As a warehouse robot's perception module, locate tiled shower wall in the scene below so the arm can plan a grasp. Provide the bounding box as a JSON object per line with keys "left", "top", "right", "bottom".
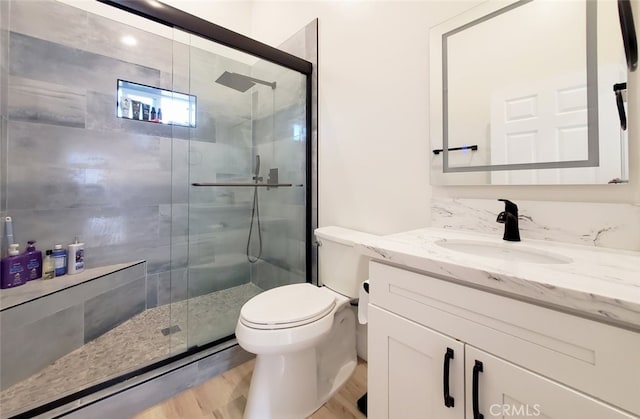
{"left": 250, "top": 87, "right": 307, "bottom": 289}
{"left": 249, "top": 21, "right": 316, "bottom": 290}
{"left": 1, "top": 0, "right": 8, "bottom": 217}
{"left": 0, "top": 0, "right": 255, "bottom": 309}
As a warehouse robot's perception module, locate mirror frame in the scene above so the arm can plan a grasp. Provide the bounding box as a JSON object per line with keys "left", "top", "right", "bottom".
{"left": 430, "top": 0, "right": 600, "bottom": 174}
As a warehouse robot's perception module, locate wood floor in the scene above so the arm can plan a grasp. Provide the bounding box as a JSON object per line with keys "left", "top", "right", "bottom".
{"left": 134, "top": 358, "right": 368, "bottom": 419}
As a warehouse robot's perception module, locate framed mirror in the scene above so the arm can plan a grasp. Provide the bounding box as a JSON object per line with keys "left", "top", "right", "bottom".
{"left": 430, "top": 0, "right": 629, "bottom": 185}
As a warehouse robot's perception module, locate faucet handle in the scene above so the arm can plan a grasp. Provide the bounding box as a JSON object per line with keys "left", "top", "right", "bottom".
{"left": 498, "top": 198, "right": 518, "bottom": 215}
{"left": 497, "top": 199, "right": 521, "bottom": 241}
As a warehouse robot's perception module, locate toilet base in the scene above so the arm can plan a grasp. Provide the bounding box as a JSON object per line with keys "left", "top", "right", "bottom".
{"left": 242, "top": 306, "right": 357, "bottom": 419}
{"left": 244, "top": 350, "right": 318, "bottom": 419}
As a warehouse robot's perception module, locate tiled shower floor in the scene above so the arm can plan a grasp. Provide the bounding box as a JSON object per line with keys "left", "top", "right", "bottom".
{"left": 0, "top": 282, "right": 263, "bottom": 418}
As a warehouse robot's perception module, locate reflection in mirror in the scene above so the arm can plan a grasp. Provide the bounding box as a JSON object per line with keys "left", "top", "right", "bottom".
{"left": 430, "top": 0, "right": 629, "bottom": 185}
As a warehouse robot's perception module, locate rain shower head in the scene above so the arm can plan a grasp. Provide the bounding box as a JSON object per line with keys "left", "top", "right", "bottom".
{"left": 215, "top": 71, "right": 276, "bottom": 92}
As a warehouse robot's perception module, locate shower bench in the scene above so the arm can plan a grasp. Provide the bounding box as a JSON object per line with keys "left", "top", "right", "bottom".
{"left": 0, "top": 261, "right": 146, "bottom": 391}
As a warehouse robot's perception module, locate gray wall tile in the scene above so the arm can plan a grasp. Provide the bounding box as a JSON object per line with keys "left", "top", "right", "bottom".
{"left": 146, "top": 273, "right": 158, "bottom": 309}
{"left": 8, "top": 77, "right": 86, "bottom": 128}
{"left": 8, "top": 0, "right": 88, "bottom": 52}
{"left": 6, "top": 122, "right": 171, "bottom": 211}
{"left": 84, "top": 277, "right": 146, "bottom": 342}
{"left": 0, "top": 2, "right": 7, "bottom": 216}
{"left": 7, "top": 207, "right": 164, "bottom": 266}
{"left": 84, "top": 13, "right": 173, "bottom": 76}
{"left": 10, "top": 33, "right": 161, "bottom": 95}
{"left": 157, "top": 268, "right": 187, "bottom": 306}
{"left": 187, "top": 256, "right": 250, "bottom": 298}
{"left": 251, "top": 259, "right": 305, "bottom": 291}
{"left": 0, "top": 304, "right": 84, "bottom": 390}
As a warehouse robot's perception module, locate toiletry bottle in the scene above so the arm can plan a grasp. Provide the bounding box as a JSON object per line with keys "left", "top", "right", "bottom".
{"left": 150, "top": 106, "right": 157, "bottom": 121}
{"left": 4, "top": 216, "right": 14, "bottom": 249}
{"left": 24, "top": 240, "right": 42, "bottom": 280}
{"left": 67, "top": 237, "right": 84, "bottom": 275}
{"left": 1, "top": 244, "right": 25, "bottom": 289}
{"left": 42, "top": 250, "right": 55, "bottom": 280}
{"left": 142, "top": 103, "right": 150, "bottom": 121}
{"left": 52, "top": 244, "right": 67, "bottom": 276}
{"left": 157, "top": 108, "right": 162, "bottom": 122}
{"left": 132, "top": 100, "right": 141, "bottom": 120}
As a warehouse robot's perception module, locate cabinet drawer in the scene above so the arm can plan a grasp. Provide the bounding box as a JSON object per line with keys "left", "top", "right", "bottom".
{"left": 369, "top": 261, "right": 640, "bottom": 416}
{"left": 465, "top": 346, "right": 636, "bottom": 419}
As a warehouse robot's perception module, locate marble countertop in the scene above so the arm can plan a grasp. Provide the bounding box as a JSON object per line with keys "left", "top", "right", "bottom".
{"left": 316, "top": 226, "right": 640, "bottom": 329}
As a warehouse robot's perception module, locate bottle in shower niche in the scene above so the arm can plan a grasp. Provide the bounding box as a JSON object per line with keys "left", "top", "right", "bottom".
{"left": 52, "top": 244, "right": 67, "bottom": 276}
{"left": 42, "top": 250, "right": 55, "bottom": 280}
{"left": 24, "top": 240, "right": 43, "bottom": 280}
{"left": 67, "top": 237, "right": 84, "bottom": 275}
{"left": 1, "top": 244, "right": 26, "bottom": 289}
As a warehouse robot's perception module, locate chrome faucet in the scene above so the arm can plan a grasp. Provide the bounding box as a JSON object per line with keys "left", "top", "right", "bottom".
{"left": 496, "top": 199, "right": 520, "bottom": 242}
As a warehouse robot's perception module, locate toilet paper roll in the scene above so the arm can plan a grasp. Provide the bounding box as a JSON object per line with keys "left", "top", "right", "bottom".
{"left": 358, "top": 280, "right": 370, "bottom": 324}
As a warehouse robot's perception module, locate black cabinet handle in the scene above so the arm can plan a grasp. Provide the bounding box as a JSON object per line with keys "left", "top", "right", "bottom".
{"left": 473, "top": 360, "right": 484, "bottom": 419}
{"left": 443, "top": 347, "right": 455, "bottom": 408}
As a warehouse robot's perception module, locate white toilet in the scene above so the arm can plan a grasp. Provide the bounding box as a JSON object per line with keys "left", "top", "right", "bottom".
{"left": 235, "top": 226, "right": 370, "bottom": 419}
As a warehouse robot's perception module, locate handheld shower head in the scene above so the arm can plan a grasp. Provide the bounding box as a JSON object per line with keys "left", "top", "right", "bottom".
{"left": 254, "top": 155, "right": 261, "bottom": 178}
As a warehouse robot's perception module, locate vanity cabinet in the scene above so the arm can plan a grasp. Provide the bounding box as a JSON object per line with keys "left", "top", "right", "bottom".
{"left": 368, "top": 305, "right": 464, "bottom": 419}
{"left": 367, "top": 261, "right": 640, "bottom": 419}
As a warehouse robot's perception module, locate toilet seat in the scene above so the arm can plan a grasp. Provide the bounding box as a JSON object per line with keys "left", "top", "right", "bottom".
{"left": 240, "top": 283, "right": 336, "bottom": 330}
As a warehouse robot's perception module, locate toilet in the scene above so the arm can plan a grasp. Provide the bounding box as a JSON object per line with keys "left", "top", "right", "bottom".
{"left": 235, "top": 226, "right": 370, "bottom": 419}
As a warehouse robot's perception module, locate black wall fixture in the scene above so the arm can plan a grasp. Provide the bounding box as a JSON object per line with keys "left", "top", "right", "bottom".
{"left": 618, "top": 0, "right": 638, "bottom": 72}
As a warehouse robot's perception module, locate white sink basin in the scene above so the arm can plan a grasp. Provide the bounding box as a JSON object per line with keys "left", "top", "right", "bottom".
{"left": 435, "top": 239, "right": 573, "bottom": 264}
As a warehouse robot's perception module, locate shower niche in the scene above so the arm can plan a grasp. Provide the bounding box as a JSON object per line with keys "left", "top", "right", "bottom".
{"left": 116, "top": 79, "right": 197, "bottom": 127}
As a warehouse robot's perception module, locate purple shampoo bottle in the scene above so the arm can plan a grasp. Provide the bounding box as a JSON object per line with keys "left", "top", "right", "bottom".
{"left": 1, "top": 244, "right": 26, "bottom": 288}
{"left": 24, "top": 240, "right": 42, "bottom": 281}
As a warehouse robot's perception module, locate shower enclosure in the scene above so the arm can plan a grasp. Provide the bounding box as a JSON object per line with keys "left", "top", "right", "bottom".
{"left": 0, "top": 1, "right": 314, "bottom": 417}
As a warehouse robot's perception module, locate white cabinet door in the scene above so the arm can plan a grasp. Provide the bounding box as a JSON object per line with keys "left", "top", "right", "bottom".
{"left": 465, "top": 346, "right": 636, "bottom": 419}
{"left": 368, "top": 305, "right": 464, "bottom": 419}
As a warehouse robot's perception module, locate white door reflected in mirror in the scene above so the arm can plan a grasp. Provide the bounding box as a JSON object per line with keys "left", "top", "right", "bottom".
{"left": 430, "top": 0, "right": 629, "bottom": 185}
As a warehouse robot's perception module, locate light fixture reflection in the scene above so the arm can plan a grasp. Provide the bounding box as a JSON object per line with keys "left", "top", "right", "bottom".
{"left": 146, "top": 0, "right": 164, "bottom": 8}
{"left": 121, "top": 35, "right": 137, "bottom": 46}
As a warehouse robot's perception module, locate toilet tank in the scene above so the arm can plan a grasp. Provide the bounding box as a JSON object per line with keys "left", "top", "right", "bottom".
{"left": 315, "top": 226, "right": 376, "bottom": 299}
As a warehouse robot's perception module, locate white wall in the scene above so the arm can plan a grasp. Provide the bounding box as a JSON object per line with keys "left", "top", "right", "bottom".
{"left": 162, "top": 0, "right": 253, "bottom": 36}
{"left": 250, "top": 1, "right": 481, "bottom": 234}
{"left": 166, "top": 0, "right": 640, "bottom": 234}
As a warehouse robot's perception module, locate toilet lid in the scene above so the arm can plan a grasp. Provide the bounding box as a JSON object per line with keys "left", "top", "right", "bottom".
{"left": 240, "top": 283, "right": 336, "bottom": 330}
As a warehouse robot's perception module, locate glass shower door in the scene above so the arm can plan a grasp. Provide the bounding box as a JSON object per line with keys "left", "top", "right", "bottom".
{"left": 170, "top": 31, "right": 309, "bottom": 350}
